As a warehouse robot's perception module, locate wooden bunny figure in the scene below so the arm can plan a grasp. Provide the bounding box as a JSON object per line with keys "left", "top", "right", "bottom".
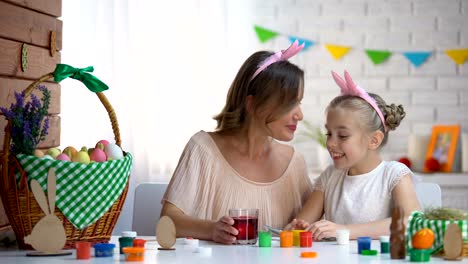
{"left": 24, "top": 168, "right": 66, "bottom": 254}
{"left": 390, "top": 206, "right": 406, "bottom": 259}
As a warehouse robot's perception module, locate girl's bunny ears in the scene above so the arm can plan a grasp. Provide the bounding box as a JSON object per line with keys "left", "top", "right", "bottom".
{"left": 250, "top": 40, "right": 305, "bottom": 81}
{"left": 331, "top": 71, "right": 388, "bottom": 132}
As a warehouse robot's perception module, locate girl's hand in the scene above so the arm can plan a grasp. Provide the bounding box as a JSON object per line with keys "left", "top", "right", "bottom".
{"left": 308, "top": 220, "right": 346, "bottom": 241}
{"left": 211, "top": 215, "right": 238, "bottom": 244}
{"left": 284, "top": 218, "right": 310, "bottom": 230}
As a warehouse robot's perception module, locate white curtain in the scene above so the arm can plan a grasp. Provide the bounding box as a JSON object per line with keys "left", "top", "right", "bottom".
{"left": 61, "top": 0, "right": 257, "bottom": 184}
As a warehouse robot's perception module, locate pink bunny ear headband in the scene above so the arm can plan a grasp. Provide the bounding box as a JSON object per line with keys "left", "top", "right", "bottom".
{"left": 250, "top": 40, "right": 305, "bottom": 81}
{"left": 331, "top": 71, "right": 388, "bottom": 132}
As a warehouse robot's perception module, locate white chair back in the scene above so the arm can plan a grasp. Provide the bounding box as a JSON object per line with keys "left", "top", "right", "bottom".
{"left": 132, "top": 183, "right": 168, "bottom": 236}
{"left": 415, "top": 182, "right": 442, "bottom": 209}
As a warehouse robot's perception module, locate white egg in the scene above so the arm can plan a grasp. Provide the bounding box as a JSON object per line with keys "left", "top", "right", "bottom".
{"left": 104, "top": 143, "right": 124, "bottom": 160}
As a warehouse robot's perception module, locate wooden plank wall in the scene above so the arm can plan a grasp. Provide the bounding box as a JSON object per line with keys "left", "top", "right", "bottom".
{"left": 0, "top": 0, "right": 62, "bottom": 152}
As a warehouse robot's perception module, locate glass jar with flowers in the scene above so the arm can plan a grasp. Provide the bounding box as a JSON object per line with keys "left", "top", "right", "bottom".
{"left": 0, "top": 85, "right": 50, "bottom": 155}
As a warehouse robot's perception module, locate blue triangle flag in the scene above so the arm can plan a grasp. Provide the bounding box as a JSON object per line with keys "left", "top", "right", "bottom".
{"left": 288, "top": 36, "right": 315, "bottom": 51}
{"left": 403, "top": 51, "right": 432, "bottom": 67}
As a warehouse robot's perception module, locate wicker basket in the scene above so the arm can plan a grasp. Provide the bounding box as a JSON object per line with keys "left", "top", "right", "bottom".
{"left": 0, "top": 72, "right": 130, "bottom": 249}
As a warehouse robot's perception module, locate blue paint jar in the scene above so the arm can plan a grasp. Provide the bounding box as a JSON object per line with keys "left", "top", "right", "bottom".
{"left": 357, "top": 236, "right": 371, "bottom": 254}
{"left": 94, "top": 243, "right": 116, "bottom": 257}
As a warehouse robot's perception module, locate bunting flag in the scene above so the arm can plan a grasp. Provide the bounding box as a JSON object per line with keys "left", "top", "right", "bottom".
{"left": 325, "top": 44, "right": 351, "bottom": 60}
{"left": 365, "top": 50, "right": 392, "bottom": 65}
{"left": 254, "top": 25, "right": 278, "bottom": 43}
{"left": 253, "top": 25, "right": 468, "bottom": 67}
{"left": 288, "top": 36, "right": 315, "bottom": 51}
{"left": 445, "top": 49, "right": 468, "bottom": 65}
{"left": 403, "top": 52, "right": 432, "bottom": 67}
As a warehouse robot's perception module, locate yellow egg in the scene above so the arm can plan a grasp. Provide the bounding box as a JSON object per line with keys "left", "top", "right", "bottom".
{"left": 72, "top": 149, "right": 90, "bottom": 164}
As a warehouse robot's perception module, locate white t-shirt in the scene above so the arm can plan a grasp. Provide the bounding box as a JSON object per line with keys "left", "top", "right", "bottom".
{"left": 314, "top": 161, "right": 413, "bottom": 225}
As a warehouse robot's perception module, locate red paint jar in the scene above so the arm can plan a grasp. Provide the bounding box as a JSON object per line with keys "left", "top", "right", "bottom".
{"left": 300, "top": 231, "right": 313, "bottom": 248}
{"left": 75, "top": 241, "right": 91, "bottom": 259}
{"left": 133, "top": 238, "right": 146, "bottom": 248}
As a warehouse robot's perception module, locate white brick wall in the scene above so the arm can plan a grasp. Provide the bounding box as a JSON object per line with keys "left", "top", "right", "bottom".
{"left": 252, "top": 0, "right": 468, "bottom": 171}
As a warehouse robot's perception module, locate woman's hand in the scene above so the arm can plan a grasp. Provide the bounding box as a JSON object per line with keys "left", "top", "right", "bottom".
{"left": 211, "top": 215, "right": 238, "bottom": 244}
{"left": 284, "top": 218, "right": 310, "bottom": 230}
{"left": 308, "top": 220, "right": 346, "bottom": 241}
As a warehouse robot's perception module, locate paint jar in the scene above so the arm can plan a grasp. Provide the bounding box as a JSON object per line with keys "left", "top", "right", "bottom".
{"left": 119, "top": 231, "right": 137, "bottom": 254}
{"left": 119, "top": 237, "right": 134, "bottom": 254}
{"left": 379, "top": 235, "right": 390, "bottom": 254}
{"left": 133, "top": 238, "right": 146, "bottom": 248}
{"left": 94, "top": 243, "right": 116, "bottom": 257}
{"left": 258, "top": 231, "right": 272, "bottom": 247}
{"left": 357, "top": 236, "right": 371, "bottom": 254}
{"left": 280, "top": 231, "right": 293, "bottom": 247}
{"left": 123, "top": 247, "right": 145, "bottom": 261}
{"left": 300, "top": 231, "right": 313, "bottom": 247}
{"left": 122, "top": 231, "right": 137, "bottom": 237}
{"left": 336, "top": 229, "right": 350, "bottom": 245}
{"left": 75, "top": 241, "right": 91, "bottom": 259}
{"left": 195, "top": 246, "right": 213, "bottom": 257}
{"left": 292, "top": 230, "right": 304, "bottom": 246}
{"left": 410, "top": 249, "right": 431, "bottom": 262}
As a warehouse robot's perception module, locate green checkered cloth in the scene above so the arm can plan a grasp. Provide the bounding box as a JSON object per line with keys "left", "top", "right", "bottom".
{"left": 406, "top": 211, "right": 468, "bottom": 254}
{"left": 16, "top": 153, "right": 132, "bottom": 229}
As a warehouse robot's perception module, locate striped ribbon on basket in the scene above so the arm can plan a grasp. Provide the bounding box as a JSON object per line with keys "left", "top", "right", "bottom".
{"left": 16, "top": 153, "right": 132, "bottom": 229}
{"left": 406, "top": 211, "right": 468, "bottom": 254}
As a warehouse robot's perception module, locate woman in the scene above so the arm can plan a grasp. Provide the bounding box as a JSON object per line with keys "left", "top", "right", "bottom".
{"left": 161, "top": 41, "right": 313, "bottom": 244}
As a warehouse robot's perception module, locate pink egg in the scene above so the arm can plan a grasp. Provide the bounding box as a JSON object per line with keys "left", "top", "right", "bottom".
{"left": 96, "top": 140, "right": 110, "bottom": 148}
{"left": 56, "top": 153, "right": 71, "bottom": 161}
{"left": 90, "top": 148, "right": 107, "bottom": 162}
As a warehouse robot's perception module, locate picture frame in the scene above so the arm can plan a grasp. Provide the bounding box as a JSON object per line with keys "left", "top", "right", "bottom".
{"left": 424, "top": 125, "right": 461, "bottom": 173}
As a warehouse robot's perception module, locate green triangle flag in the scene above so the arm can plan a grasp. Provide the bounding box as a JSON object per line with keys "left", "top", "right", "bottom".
{"left": 254, "top": 25, "right": 278, "bottom": 43}
{"left": 365, "top": 50, "right": 392, "bottom": 65}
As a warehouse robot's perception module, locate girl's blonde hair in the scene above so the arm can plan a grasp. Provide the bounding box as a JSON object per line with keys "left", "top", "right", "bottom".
{"left": 327, "top": 93, "right": 405, "bottom": 147}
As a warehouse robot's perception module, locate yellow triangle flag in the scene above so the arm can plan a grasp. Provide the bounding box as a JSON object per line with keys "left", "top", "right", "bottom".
{"left": 445, "top": 49, "right": 468, "bottom": 65}
{"left": 325, "top": 44, "right": 351, "bottom": 60}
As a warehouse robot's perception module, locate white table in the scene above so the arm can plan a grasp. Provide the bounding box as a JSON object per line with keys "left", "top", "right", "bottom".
{"left": 0, "top": 236, "right": 467, "bottom": 263}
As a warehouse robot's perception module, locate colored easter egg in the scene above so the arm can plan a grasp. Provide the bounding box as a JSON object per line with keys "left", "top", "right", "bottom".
{"left": 56, "top": 153, "right": 71, "bottom": 161}
{"left": 105, "top": 143, "right": 124, "bottom": 160}
{"left": 90, "top": 148, "right": 107, "bottom": 162}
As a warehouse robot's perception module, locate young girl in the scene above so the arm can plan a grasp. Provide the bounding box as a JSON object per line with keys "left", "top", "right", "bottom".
{"left": 288, "top": 71, "right": 420, "bottom": 240}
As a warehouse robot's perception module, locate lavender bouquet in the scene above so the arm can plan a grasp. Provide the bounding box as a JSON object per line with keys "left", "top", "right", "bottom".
{"left": 0, "top": 85, "right": 50, "bottom": 155}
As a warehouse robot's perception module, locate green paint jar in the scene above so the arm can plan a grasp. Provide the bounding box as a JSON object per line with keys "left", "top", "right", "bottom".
{"left": 379, "top": 235, "right": 390, "bottom": 254}
{"left": 259, "top": 231, "right": 272, "bottom": 247}
{"left": 410, "top": 249, "right": 431, "bottom": 262}
{"left": 119, "top": 237, "right": 135, "bottom": 254}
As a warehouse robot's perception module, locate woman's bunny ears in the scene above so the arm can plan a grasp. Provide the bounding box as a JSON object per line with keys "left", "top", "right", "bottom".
{"left": 331, "top": 71, "right": 388, "bottom": 132}
{"left": 250, "top": 40, "right": 305, "bottom": 81}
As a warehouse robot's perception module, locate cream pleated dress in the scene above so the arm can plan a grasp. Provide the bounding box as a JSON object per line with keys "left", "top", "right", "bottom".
{"left": 162, "top": 131, "right": 313, "bottom": 229}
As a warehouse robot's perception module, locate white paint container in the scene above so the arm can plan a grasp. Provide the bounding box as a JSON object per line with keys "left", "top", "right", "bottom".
{"left": 195, "top": 246, "right": 212, "bottom": 257}
{"left": 336, "top": 229, "right": 350, "bottom": 245}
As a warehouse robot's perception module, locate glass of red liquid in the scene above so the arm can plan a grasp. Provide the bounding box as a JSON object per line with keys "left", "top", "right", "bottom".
{"left": 229, "top": 209, "right": 259, "bottom": 245}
